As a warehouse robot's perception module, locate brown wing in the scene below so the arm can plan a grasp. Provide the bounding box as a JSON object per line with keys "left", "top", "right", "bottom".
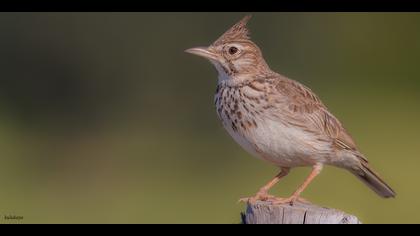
{"left": 273, "top": 77, "right": 359, "bottom": 152}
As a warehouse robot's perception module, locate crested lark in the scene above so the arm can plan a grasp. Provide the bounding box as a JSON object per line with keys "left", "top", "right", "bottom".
{"left": 186, "top": 15, "right": 395, "bottom": 205}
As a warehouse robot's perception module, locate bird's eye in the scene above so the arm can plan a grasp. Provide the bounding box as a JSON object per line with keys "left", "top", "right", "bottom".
{"left": 228, "top": 46, "right": 239, "bottom": 55}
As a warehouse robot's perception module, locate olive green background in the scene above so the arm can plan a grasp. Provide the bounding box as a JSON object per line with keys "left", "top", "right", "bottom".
{"left": 0, "top": 12, "right": 418, "bottom": 223}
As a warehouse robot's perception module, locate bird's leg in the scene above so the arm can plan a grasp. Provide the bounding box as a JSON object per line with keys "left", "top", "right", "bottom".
{"left": 239, "top": 167, "right": 290, "bottom": 204}
{"left": 273, "top": 163, "right": 323, "bottom": 205}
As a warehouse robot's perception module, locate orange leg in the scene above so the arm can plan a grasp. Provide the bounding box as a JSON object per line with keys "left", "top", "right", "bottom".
{"left": 239, "top": 167, "right": 290, "bottom": 204}
{"left": 273, "top": 163, "right": 323, "bottom": 205}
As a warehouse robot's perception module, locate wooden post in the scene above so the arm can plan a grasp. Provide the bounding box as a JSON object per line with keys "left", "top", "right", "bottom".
{"left": 241, "top": 201, "right": 361, "bottom": 224}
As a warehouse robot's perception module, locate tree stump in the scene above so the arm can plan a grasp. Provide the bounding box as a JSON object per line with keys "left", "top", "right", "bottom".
{"left": 241, "top": 201, "right": 361, "bottom": 224}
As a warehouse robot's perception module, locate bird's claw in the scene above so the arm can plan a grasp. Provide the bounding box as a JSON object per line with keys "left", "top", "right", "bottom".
{"left": 271, "top": 196, "right": 310, "bottom": 205}
{"left": 238, "top": 191, "right": 277, "bottom": 204}
{"left": 239, "top": 193, "right": 310, "bottom": 206}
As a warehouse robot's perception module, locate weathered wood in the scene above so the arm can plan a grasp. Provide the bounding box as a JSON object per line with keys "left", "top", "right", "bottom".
{"left": 241, "top": 201, "right": 361, "bottom": 224}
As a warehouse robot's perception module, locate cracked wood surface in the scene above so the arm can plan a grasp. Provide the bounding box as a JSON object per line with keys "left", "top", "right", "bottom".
{"left": 241, "top": 201, "right": 361, "bottom": 224}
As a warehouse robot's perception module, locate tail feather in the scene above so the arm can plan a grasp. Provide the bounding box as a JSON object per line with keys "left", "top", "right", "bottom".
{"left": 351, "top": 162, "right": 396, "bottom": 198}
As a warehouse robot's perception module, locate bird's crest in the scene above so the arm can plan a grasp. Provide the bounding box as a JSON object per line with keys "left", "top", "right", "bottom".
{"left": 212, "top": 15, "right": 252, "bottom": 46}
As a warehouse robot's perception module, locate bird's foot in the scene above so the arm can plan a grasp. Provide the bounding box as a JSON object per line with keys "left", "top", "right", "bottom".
{"left": 238, "top": 190, "right": 278, "bottom": 204}
{"left": 271, "top": 195, "right": 310, "bottom": 206}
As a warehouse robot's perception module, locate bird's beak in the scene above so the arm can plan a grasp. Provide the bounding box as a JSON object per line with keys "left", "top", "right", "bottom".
{"left": 185, "top": 47, "right": 219, "bottom": 61}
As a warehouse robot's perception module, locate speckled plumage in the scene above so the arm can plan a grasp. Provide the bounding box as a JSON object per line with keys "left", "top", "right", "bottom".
{"left": 186, "top": 15, "right": 395, "bottom": 204}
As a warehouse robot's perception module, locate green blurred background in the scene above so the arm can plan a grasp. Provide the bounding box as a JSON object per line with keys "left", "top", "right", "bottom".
{"left": 0, "top": 12, "right": 418, "bottom": 223}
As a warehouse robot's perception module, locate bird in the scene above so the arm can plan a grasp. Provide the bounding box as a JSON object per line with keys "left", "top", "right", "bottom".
{"left": 185, "top": 15, "right": 395, "bottom": 205}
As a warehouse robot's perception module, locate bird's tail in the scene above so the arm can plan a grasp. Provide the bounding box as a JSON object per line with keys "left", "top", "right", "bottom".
{"left": 350, "top": 161, "right": 396, "bottom": 198}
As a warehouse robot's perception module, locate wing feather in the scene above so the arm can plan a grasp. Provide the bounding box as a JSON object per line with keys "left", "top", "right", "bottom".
{"left": 273, "top": 77, "right": 359, "bottom": 152}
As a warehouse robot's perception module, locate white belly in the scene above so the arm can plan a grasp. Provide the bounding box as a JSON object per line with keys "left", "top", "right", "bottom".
{"left": 222, "top": 116, "right": 330, "bottom": 167}
{"left": 214, "top": 83, "right": 331, "bottom": 168}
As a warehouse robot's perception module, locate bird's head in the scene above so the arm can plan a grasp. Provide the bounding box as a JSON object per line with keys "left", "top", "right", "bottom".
{"left": 186, "top": 15, "right": 272, "bottom": 83}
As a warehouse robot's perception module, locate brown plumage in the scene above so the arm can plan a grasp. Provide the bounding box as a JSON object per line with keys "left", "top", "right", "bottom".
{"left": 186, "top": 15, "right": 395, "bottom": 204}
{"left": 213, "top": 15, "right": 252, "bottom": 46}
